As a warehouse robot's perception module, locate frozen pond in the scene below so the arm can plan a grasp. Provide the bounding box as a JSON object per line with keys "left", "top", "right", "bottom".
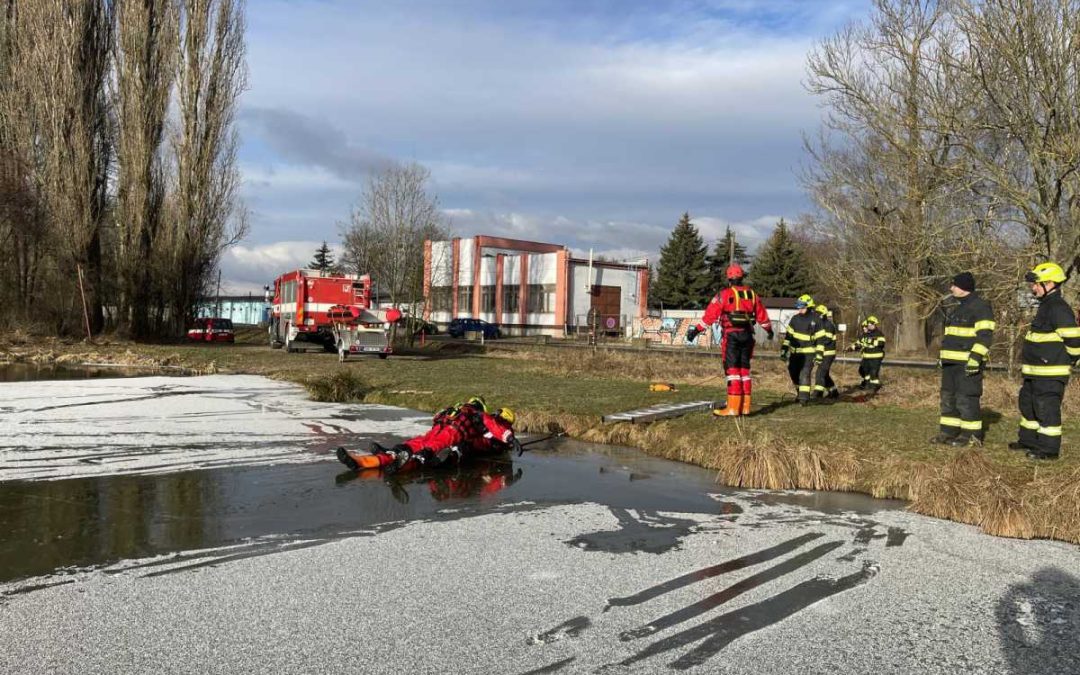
{"left": 0, "top": 374, "right": 1077, "bottom": 674}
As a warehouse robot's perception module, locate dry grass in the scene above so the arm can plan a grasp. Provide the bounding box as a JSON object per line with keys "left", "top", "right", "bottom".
{"left": 303, "top": 369, "right": 372, "bottom": 403}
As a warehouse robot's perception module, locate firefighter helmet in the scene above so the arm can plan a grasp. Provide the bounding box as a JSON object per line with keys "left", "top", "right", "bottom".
{"left": 815, "top": 304, "right": 829, "bottom": 317}
{"left": 467, "top": 396, "right": 488, "bottom": 412}
{"left": 496, "top": 407, "right": 515, "bottom": 425}
{"left": 1025, "top": 262, "right": 1067, "bottom": 284}
{"left": 863, "top": 315, "right": 880, "bottom": 326}
{"left": 725, "top": 263, "right": 745, "bottom": 281}
{"left": 795, "top": 294, "right": 814, "bottom": 309}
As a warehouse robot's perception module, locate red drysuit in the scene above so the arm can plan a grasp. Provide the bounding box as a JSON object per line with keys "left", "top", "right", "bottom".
{"left": 692, "top": 285, "right": 772, "bottom": 399}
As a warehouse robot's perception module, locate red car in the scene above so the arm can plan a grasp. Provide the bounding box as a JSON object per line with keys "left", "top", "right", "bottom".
{"left": 187, "top": 318, "right": 235, "bottom": 343}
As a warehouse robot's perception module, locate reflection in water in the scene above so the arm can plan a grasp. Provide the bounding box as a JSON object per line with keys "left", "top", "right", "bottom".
{"left": 0, "top": 472, "right": 216, "bottom": 582}
{"left": 0, "top": 363, "right": 181, "bottom": 382}
{"left": 337, "top": 456, "right": 523, "bottom": 504}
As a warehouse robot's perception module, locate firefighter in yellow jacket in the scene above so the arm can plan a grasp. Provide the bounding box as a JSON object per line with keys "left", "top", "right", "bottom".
{"left": 932, "top": 272, "right": 995, "bottom": 448}
{"left": 1010, "top": 263, "right": 1080, "bottom": 460}
{"left": 852, "top": 316, "right": 886, "bottom": 390}
{"left": 780, "top": 294, "right": 821, "bottom": 406}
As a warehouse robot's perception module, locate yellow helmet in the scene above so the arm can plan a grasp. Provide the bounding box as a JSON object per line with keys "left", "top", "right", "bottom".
{"left": 467, "top": 396, "right": 488, "bottom": 413}
{"left": 863, "top": 315, "right": 880, "bottom": 326}
{"left": 1026, "top": 262, "right": 1067, "bottom": 284}
{"left": 815, "top": 304, "right": 829, "bottom": 316}
{"left": 797, "top": 294, "right": 815, "bottom": 307}
{"left": 496, "top": 407, "right": 515, "bottom": 425}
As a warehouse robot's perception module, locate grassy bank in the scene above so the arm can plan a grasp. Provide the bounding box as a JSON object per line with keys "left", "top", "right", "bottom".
{"left": 4, "top": 334, "right": 1080, "bottom": 544}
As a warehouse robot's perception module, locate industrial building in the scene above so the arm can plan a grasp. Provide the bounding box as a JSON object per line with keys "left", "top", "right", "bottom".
{"left": 422, "top": 235, "right": 649, "bottom": 337}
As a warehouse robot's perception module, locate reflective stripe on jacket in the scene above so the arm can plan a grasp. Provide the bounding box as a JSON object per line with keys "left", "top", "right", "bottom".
{"left": 1022, "top": 289, "right": 1080, "bottom": 379}
{"left": 940, "top": 292, "right": 995, "bottom": 365}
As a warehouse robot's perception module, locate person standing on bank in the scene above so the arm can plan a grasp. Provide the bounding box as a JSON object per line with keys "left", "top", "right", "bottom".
{"left": 812, "top": 304, "right": 839, "bottom": 399}
{"left": 932, "top": 272, "right": 995, "bottom": 448}
{"left": 780, "top": 294, "right": 821, "bottom": 406}
{"left": 1011, "top": 263, "right": 1080, "bottom": 460}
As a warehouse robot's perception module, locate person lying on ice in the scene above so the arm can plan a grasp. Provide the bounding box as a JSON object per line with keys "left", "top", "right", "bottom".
{"left": 336, "top": 398, "right": 522, "bottom": 474}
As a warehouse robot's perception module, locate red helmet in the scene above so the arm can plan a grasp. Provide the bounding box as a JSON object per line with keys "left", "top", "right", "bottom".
{"left": 726, "top": 263, "right": 745, "bottom": 281}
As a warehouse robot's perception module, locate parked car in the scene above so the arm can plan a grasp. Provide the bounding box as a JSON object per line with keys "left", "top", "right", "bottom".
{"left": 447, "top": 318, "right": 500, "bottom": 339}
{"left": 187, "top": 317, "right": 235, "bottom": 343}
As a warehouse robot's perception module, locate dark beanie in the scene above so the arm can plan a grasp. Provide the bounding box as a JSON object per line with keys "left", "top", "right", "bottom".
{"left": 952, "top": 272, "right": 976, "bottom": 293}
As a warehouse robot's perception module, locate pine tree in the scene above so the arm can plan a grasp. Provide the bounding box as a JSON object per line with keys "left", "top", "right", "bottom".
{"left": 749, "top": 219, "right": 814, "bottom": 297}
{"left": 653, "top": 212, "right": 711, "bottom": 308}
{"left": 310, "top": 241, "right": 336, "bottom": 272}
{"left": 706, "top": 225, "right": 750, "bottom": 289}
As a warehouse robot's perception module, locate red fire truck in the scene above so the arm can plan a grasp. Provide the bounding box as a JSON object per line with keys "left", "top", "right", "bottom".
{"left": 268, "top": 269, "right": 396, "bottom": 358}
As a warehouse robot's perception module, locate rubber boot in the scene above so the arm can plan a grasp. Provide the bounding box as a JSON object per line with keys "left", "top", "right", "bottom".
{"left": 336, "top": 447, "right": 360, "bottom": 472}
{"left": 739, "top": 393, "right": 752, "bottom": 415}
{"left": 713, "top": 393, "right": 741, "bottom": 416}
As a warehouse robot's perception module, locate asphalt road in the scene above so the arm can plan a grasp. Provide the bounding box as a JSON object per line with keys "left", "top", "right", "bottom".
{"left": 1, "top": 374, "right": 1077, "bottom": 674}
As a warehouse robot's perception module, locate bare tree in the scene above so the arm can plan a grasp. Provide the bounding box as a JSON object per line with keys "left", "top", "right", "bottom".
{"left": 805, "top": 0, "right": 969, "bottom": 352}
{"left": 341, "top": 163, "right": 449, "bottom": 316}
{"left": 111, "top": 0, "right": 179, "bottom": 336}
{"left": 164, "top": 0, "right": 247, "bottom": 333}
{"left": 950, "top": 0, "right": 1080, "bottom": 289}
{"left": 6, "top": 1, "right": 113, "bottom": 333}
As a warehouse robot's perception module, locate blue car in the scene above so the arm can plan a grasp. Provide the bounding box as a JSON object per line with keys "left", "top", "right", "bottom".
{"left": 448, "top": 318, "right": 501, "bottom": 339}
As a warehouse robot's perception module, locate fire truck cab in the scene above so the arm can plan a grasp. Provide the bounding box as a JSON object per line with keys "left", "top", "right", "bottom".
{"left": 268, "top": 269, "right": 394, "bottom": 357}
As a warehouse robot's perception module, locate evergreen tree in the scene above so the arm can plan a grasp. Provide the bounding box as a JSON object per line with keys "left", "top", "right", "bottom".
{"left": 653, "top": 212, "right": 711, "bottom": 308}
{"left": 749, "top": 219, "right": 814, "bottom": 297}
{"left": 310, "top": 241, "right": 336, "bottom": 272}
{"left": 706, "top": 225, "right": 751, "bottom": 289}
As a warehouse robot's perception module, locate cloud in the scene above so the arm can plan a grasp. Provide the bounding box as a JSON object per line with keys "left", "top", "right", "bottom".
{"left": 240, "top": 107, "right": 397, "bottom": 182}
{"left": 232, "top": 1, "right": 865, "bottom": 286}
{"left": 219, "top": 241, "right": 345, "bottom": 294}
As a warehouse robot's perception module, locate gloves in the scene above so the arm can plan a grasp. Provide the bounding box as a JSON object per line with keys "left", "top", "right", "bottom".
{"left": 766, "top": 329, "right": 774, "bottom": 341}
{"left": 779, "top": 346, "right": 790, "bottom": 363}
{"left": 511, "top": 436, "right": 524, "bottom": 457}
{"left": 965, "top": 359, "right": 982, "bottom": 377}
{"left": 685, "top": 325, "right": 701, "bottom": 343}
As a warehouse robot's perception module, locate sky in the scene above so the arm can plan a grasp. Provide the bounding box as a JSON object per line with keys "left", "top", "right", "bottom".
{"left": 223, "top": 0, "right": 870, "bottom": 293}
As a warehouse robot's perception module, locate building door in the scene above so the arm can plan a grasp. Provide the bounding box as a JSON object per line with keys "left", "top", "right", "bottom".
{"left": 590, "top": 285, "right": 622, "bottom": 334}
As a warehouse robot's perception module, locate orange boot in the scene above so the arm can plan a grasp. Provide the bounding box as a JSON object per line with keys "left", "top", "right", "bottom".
{"left": 739, "top": 393, "right": 752, "bottom": 415}
{"left": 713, "top": 393, "right": 742, "bottom": 416}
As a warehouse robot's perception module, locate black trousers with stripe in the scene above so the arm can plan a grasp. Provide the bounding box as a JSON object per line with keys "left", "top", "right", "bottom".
{"left": 1018, "top": 377, "right": 1065, "bottom": 456}
{"left": 939, "top": 363, "right": 983, "bottom": 440}
{"left": 788, "top": 353, "right": 814, "bottom": 402}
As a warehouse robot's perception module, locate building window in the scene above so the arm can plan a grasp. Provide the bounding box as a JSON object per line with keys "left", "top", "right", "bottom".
{"left": 503, "top": 284, "right": 520, "bottom": 314}
{"left": 457, "top": 286, "right": 473, "bottom": 314}
{"left": 481, "top": 286, "right": 497, "bottom": 313}
{"left": 527, "top": 284, "right": 555, "bottom": 313}
{"left": 430, "top": 286, "right": 452, "bottom": 312}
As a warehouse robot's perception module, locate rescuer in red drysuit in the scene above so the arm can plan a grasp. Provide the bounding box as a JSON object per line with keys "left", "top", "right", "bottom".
{"left": 684, "top": 263, "right": 774, "bottom": 416}
{"left": 336, "top": 398, "right": 520, "bottom": 474}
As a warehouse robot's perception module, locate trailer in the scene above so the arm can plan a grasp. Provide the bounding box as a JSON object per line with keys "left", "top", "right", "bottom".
{"left": 329, "top": 305, "right": 401, "bottom": 361}
{"left": 268, "top": 269, "right": 395, "bottom": 357}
